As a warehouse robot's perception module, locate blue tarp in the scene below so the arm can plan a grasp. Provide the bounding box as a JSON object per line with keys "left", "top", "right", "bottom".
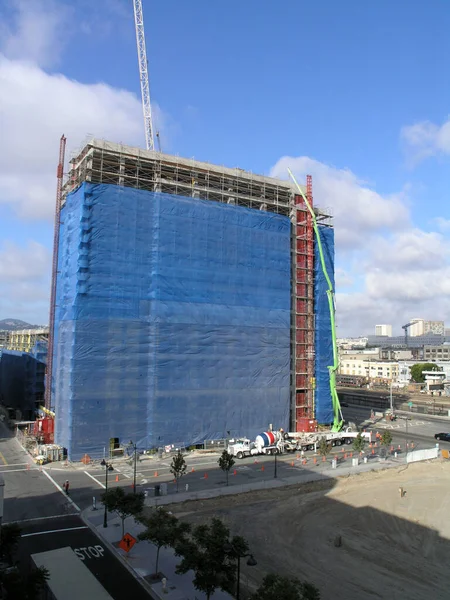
{"left": 0, "top": 349, "right": 44, "bottom": 419}
{"left": 53, "top": 183, "right": 292, "bottom": 459}
{"left": 314, "top": 225, "right": 335, "bottom": 424}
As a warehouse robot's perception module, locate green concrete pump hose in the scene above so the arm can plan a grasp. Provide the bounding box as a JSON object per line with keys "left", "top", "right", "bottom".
{"left": 288, "top": 169, "right": 343, "bottom": 432}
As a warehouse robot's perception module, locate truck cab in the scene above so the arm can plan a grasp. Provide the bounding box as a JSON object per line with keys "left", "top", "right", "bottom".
{"left": 227, "top": 438, "right": 254, "bottom": 459}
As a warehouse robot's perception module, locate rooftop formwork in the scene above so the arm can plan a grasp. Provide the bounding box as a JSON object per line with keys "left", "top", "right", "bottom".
{"left": 58, "top": 139, "right": 333, "bottom": 439}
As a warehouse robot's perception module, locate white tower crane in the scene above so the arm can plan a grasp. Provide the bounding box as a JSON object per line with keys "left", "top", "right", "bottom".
{"left": 133, "top": 0, "right": 155, "bottom": 151}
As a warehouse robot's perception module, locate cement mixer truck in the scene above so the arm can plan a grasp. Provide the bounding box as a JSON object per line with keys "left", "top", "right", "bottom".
{"left": 227, "top": 430, "right": 296, "bottom": 459}
{"left": 227, "top": 427, "right": 371, "bottom": 459}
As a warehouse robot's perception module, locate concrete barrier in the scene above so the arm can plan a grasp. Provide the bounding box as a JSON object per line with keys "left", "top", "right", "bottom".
{"left": 406, "top": 447, "right": 439, "bottom": 464}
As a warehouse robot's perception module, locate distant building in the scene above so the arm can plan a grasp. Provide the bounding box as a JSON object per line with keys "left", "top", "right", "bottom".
{"left": 424, "top": 345, "right": 450, "bottom": 362}
{"left": 7, "top": 328, "right": 49, "bottom": 354}
{"left": 409, "top": 319, "right": 444, "bottom": 337}
{"left": 338, "top": 357, "right": 399, "bottom": 382}
{"left": 0, "top": 331, "right": 9, "bottom": 349}
{"left": 375, "top": 324, "right": 392, "bottom": 337}
{"left": 0, "top": 349, "right": 45, "bottom": 419}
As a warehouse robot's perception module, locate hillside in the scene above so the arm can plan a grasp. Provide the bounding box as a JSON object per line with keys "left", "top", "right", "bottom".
{"left": 0, "top": 319, "right": 41, "bottom": 331}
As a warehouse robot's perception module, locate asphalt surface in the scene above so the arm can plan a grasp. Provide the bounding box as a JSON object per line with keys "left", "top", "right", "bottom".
{"left": 0, "top": 422, "right": 151, "bottom": 598}
{"left": 17, "top": 515, "right": 150, "bottom": 600}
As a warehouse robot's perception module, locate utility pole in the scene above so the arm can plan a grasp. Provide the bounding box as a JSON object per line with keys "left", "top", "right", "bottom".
{"left": 130, "top": 441, "right": 137, "bottom": 493}
{"left": 101, "top": 459, "right": 112, "bottom": 528}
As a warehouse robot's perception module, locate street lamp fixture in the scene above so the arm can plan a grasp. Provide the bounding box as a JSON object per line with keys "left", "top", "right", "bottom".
{"left": 100, "top": 459, "right": 114, "bottom": 528}
{"left": 224, "top": 542, "right": 257, "bottom": 600}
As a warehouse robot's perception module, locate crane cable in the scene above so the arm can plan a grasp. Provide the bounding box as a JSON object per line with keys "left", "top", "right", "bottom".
{"left": 288, "top": 168, "right": 343, "bottom": 432}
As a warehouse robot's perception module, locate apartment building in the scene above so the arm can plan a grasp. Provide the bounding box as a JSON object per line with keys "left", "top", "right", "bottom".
{"left": 339, "top": 358, "right": 399, "bottom": 382}
{"left": 424, "top": 345, "right": 450, "bottom": 362}
{"left": 375, "top": 324, "right": 392, "bottom": 337}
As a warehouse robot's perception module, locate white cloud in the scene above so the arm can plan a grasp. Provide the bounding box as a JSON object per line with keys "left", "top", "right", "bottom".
{"left": 433, "top": 217, "right": 450, "bottom": 232}
{"left": 335, "top": 268, "right": 354, "bottom": 289}
{"left": 401, "top": 117, "right": 450, "bottom": 163}
{"left": 369, "top": 229, "right": 448, "bottom": 272}
{"left": 0, "top": 240, "right": 51, "bottom": 322}
{"left": 0, "top": 0, "right": 72, "bottom": 69}
{"left": 270, "top": 155, "right": 450, "bottom": 336}
{"left": 270, "top": 156, "right": 410, "bottom": 249}
{"left": 0, "top": 55, "right": 148, "bottom": 219}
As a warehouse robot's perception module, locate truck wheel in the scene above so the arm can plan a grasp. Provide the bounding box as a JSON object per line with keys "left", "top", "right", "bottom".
{"left": 308, "top": 444, "right": 315, "bottom": 452}
{"left": 236, "top": 452, "right": 243, "bottom": 459}
{"left": 346, "top": 438, "right": 352, "bottom": 445}
{"left": 335, "top": 440, "right": 341, "bottom": 446}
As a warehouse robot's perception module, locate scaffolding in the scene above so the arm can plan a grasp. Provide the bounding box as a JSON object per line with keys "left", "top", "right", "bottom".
{"left": 61, "top": 138, "right": 332, "bottom": 432}
{"left": 64, "top": 139, "right": 303, "bottom": 216}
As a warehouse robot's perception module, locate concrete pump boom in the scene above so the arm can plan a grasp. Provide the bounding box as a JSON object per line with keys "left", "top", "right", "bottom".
{"left": 288, "top": 169, "right": 343, "bottom": 432}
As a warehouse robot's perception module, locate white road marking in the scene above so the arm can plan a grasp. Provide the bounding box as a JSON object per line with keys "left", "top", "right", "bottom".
{"left": 83, "top": 470, "right": 106, "bottom": 489}
{"left": 21, "top": 526, "right": 88, "bottom": 538}
{"left": 0, "top": 468, "right": 35, "bottom": 473}
{"left": 7, "top": 514, "right": 79, "bottom": 525}
{"left": 41, "top": 469, "right": 81, "bottom": 512}
{"left": 114, "top": 468, "right": 131, "bottom": 479}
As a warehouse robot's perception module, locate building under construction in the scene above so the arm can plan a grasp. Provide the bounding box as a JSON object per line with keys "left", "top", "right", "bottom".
{"left": 51, "top": 139, "right": 334, "bottom": 460}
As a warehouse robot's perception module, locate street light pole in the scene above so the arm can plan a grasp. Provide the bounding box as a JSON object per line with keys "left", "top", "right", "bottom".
{"left": 130, "top": 441, "right": 137, "bottom": 494}
{"left": 102, "top": 460, "right": 109, "bottom": 528}
{"left": 274, "top": 450, "right": 278, "bottom": 479}
{"left": 390, "top": 381, "right": 393, "bottom": 413}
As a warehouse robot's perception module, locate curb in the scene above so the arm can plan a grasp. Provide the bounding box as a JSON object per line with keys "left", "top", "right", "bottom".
{"left": 80, "top": 509, "right": 159, "bottom": 600}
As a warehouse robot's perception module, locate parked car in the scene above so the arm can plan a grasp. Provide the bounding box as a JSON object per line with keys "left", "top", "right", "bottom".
{"left": 434, "top": 433, "right": 450, "bottom": 442}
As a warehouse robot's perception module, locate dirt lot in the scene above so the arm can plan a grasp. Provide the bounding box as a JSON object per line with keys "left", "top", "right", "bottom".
{"left": 166, "top": 461, "right": 450, "bottom": 600}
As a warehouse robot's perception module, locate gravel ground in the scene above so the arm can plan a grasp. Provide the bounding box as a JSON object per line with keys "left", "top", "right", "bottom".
{"left": 160, "top": 460, "right": 450, "bottom": 600}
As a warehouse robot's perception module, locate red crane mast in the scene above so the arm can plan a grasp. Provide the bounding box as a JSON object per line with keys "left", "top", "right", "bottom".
{"left": 44, "top": 134, "right": 66, "bottom": 409}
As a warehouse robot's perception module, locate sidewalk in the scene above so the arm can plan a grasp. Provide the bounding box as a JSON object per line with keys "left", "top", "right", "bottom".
{"left": 144, "top": 453, "right": 404, "bottom": 507}
{"left": 83, "top": 508, "right": 233, "bottom": 600}
{"left": 82, "top": 452, "right": 420, "bottom": 599}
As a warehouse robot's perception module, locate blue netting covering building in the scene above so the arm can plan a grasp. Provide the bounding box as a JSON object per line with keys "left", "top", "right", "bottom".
{"left": 53, "top": 183, "right": 292, "bottom": 459}
{"left": 0, "top": 349, "right": 45, "bottom": 419}
{"left": 314, "top": 226, "right": 335, "bottom": 425}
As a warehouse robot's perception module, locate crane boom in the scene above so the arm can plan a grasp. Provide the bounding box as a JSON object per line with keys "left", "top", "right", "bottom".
{"left": 133, "top": 0, "right": 155, "bottom": 151}
{"left": 45, "top": 134, "right": 66, "bottom": 409}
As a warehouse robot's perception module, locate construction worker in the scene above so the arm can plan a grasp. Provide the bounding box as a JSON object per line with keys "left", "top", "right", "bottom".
{"left": 64, "top": 480, "right": 70, "bottom": 495}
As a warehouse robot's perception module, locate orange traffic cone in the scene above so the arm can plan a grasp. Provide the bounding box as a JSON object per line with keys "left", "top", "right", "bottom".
{"left": 371, "top": 449, "right": 375, "bottom": 455}
{"left": 261, "top": 465, "right": 265, "bottom": 472}
{"left": 204, "top": 473, "right": 208, "bottom": 479}
{"left": 191, "top": 467, "right": 195, "bottom": 473}
{"left": 313, "top": 457, "right": 317, "bottom": 465}
{"left": 290, "top": 461, "right": 294, "bottom": 467}
{"left": 115, "top": 475, "right": 119, "bottom": 482}
{"left": 322, "top": 455, "right": 326, "bottom": 462}
{"left": 154, "top": 471, "right": 158, "bottom": 477}
{"left": 233, "top": 469, "right": 237, "bottom": 476}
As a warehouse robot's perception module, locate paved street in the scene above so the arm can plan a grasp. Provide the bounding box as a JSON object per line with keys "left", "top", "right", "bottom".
{"left": 3, "top": 407, "right": 450, "bottom": 519}
{"left": 17, "top": 515, "right": 151, "bottom": 600}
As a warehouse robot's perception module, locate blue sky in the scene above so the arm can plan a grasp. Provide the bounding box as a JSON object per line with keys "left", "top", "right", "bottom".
{"left": 1, "top": 0, "right": 450, "bottom": 335}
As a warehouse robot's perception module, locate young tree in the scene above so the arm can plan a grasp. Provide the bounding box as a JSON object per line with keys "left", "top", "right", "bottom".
{"left": 170, "top": 451, "right": 187, "bottom": 492}
{"left": 251, "top": 573, "right": 320, "bottom": 600}
{"left": 138, "top": 507, "right": 190, "bottom": 577}
{"left": 317, "top": 438, "right": 331, "bottom": 458}
{"left": 0, "top": 523, "right": 50, "bottom": 600}
{"left": 0, "top": 566, "right": 50, "bottom": 600}
{"left": 352, "top": 433, "right": 366, "bottom": 454}
{"left": 0, "top": 523, "right": 21, "bottom": 565}
{"left": 175, "top": 517, "right": 248, "bottom": 600}
{"left": 101, "top": 487, "right": 145, "bottom": 537}
{"left": 218, "top": 449, "right": 235, "bottom": 486}
{"left": 381, "top": 430, "right": 393, "bottom": 449}
{"left": 410, "top": 363, "right": 442, "bottom": 383}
